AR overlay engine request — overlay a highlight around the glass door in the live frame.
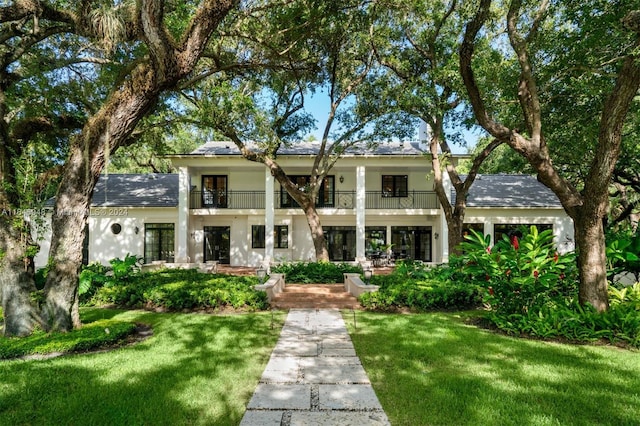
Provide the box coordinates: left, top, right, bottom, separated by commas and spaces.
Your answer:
391, 226, 432, 262
325, 226, 356, 261
203, 226, 231, 264
202, 175, 228, 208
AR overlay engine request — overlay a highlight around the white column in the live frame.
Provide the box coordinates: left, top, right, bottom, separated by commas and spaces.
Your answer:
439, 159, 453, 263
264, 168, 275, 267
176, 166, 190, 263
439, 213, 449, 263
356, 165, 366, 262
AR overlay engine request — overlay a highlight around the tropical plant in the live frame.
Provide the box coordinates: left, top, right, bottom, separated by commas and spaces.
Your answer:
606, 229, 640, 283
459, 226, 578, 316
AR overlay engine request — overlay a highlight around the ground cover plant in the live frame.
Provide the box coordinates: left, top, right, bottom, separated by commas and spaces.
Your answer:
0, 308, 285, 426
359, 260, 483, 311
0, 318, 137, 359
271, 261, 362, 283
459, 226, 640, 347
346, 311, 640, 426
82, 267, 268, 311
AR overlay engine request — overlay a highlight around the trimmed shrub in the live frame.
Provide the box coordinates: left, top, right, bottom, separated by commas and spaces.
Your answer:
271, 261, 362, 283
79, 254, 141, 303
90, 268, 268, 311
359, 261, 483, 311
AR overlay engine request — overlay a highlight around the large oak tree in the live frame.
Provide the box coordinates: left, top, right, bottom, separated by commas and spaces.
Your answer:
1, 1, 237, 334
460, 0, 640, 311
372, 0, 503, 256
190, 0, 411, 261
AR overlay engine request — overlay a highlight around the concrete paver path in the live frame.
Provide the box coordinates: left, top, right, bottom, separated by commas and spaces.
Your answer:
240, 309, 390, 426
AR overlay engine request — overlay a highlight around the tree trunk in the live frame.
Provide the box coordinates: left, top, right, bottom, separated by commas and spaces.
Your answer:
574, 213, 609, 311
40, 0, 236, 332
0, 222, 39, 336
41, 139, 96, 331
447, 216, 465, 256
303, 204, 329, 262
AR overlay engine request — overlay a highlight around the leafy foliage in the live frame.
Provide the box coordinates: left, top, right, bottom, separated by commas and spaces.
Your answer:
0, 319, 137, 360
606, 228, 640, 282
270, 261, 362, 283
89, 268, 268, 311
79, 254, 141, 303
359, 261, 483, 311
459, 226, 578, 316
459, 226, 640, 347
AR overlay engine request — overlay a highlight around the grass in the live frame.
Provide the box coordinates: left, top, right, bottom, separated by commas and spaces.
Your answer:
345, 311, 640, 426
0, 308, 285, 426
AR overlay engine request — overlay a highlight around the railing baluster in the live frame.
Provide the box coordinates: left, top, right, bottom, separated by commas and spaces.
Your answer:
189, 190, 439, 209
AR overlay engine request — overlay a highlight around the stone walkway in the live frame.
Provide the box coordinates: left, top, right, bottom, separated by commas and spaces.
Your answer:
240, 309, 390, 426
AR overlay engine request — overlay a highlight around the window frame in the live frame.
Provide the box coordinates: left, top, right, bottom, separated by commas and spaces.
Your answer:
382, 175, 408, 197
280, 175, 335, 208
144, 223, 175, 263
202, 175, 228, 208
252, 225, 289, 249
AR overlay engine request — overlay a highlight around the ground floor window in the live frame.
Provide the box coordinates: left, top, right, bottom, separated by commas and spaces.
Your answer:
252, 225, 289, 249
391, 226, 432, 262
275, 225, 288, 248
325, 226, 356, 261
144, 223, 175, 263
252, 225, 265, 248
493, 223, 553, 245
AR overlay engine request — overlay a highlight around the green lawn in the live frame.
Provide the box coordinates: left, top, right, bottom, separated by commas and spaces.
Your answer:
0, 308, 285, 426
346, 311, 640, 426
4, 308, 640, 425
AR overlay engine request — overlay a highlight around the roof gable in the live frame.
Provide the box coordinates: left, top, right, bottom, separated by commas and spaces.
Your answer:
189, 140, 428, 156
91, 174, 179, 207
461, 175, 562, 208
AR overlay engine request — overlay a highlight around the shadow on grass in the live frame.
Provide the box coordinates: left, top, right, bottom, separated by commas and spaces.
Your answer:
0, 309, 285, 426
348, 312, 640, 426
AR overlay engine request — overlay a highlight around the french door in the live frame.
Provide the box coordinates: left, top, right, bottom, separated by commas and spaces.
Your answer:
325, 226, 356, 261
204, 226, 231, 264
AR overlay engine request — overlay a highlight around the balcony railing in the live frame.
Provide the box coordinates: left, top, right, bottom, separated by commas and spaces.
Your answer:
365, 191, 439, 209
189, 190, 439, 210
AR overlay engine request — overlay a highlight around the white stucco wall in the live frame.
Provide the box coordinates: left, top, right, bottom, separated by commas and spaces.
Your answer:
88, 207, 178, 265
32, 211, 53, 269
464, 207, 575, 253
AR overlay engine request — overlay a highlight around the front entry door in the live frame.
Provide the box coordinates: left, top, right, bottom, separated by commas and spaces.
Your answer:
326, 227, 356, 261
204, 226, 230, 264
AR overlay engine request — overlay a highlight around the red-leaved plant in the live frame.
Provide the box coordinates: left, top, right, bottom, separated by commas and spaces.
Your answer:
457, 226, 577, 316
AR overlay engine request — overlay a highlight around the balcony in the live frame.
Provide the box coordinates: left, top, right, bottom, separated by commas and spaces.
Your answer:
189, 190, 439, 210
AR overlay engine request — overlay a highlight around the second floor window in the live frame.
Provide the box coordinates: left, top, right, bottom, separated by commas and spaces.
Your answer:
252, 225, 289, 249
382, 175, 408, 197
202, 175, 227, 208
281, 176, 335, 208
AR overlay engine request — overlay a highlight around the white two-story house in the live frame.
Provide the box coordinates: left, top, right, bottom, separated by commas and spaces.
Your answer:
34, 141, 575, 268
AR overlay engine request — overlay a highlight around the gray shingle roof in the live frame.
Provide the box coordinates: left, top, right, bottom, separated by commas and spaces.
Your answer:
91, 174, 178, 207
461, 174, 562, 208
189, 140, 427, 156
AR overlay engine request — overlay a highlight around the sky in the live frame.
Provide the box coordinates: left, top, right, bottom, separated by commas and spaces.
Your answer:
301, 90, 479, 155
